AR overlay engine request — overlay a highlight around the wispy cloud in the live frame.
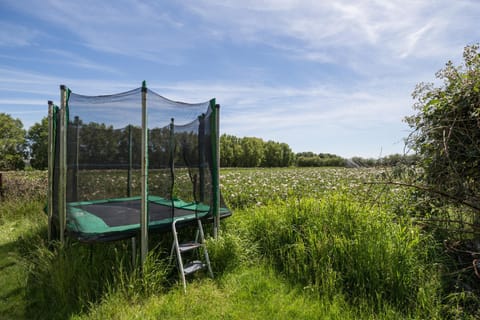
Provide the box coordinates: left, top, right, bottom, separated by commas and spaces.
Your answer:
0, 21, 41, 47
41, 49, 123, 74
4, 0, 478, 69
2, 0, 196, 64
185, 0, 479, 64
0, 98, 46, 105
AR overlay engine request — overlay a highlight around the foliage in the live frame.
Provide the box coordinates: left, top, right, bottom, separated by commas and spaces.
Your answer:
0, 113, 26, 170
220, 134, 243, 167
296, 152, 345, 167
379, 153, 419, 166
206, 232, 255, 276
27, 117, 49, 170
220, 134, 295, 167
405, 44, 480, 212
240, 137, 264, 167
262, 140, 294, 167
74, 120, 124, 168
348, 154, 418, 168
0, 170, 47, 201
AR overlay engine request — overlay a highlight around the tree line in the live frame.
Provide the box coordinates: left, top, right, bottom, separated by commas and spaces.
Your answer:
295, 152, 345, 167
0, 112, 417, 171
220, 135, 295, 167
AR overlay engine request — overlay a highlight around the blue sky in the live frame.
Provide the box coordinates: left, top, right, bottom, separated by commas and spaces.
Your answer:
1, 0, 479, 158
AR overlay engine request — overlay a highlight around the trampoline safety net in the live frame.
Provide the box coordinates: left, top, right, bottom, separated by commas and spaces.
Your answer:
49, 83, 230, 242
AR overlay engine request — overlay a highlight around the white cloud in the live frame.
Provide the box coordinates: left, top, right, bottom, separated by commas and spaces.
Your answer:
0, 98, 45, 105
41, 49, 123, 74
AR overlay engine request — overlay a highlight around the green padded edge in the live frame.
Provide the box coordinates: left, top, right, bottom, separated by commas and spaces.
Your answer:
65, 196, 225, 236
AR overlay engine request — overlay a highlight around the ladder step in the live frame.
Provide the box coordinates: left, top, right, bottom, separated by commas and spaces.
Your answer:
183, 260, 206, 275
179, 241, 203, 253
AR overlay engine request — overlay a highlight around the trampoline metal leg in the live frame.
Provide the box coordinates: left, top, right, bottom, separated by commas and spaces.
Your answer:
131, 237, 137, 267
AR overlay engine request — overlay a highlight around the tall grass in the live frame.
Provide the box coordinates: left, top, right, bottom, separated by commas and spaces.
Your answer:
24, 241, 118, 319
233, 195, 444, 317
21, 238, 174, 319
0, 196, 46, 319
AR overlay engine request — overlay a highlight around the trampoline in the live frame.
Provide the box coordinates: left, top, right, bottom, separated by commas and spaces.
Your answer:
66, 196, 231, 242
47, 81, 230, 262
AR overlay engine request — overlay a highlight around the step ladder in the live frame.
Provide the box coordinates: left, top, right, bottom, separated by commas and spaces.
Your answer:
171, 218, 213, 292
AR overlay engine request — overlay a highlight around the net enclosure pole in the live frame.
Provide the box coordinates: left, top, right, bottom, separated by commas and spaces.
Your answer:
211, 102, 221, 238
127, 125, 133, 197
140, 81, 149, 264
198, 114, 205, 203
47, 101, 54, 242
59, 85, 68, 243
169, 118, 175, 216
128, 125, 135, 266
73, 116, 80, 202
215, 104, 221, 237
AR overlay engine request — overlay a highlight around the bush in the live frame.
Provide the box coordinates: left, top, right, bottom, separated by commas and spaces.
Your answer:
405, 44, 480, 212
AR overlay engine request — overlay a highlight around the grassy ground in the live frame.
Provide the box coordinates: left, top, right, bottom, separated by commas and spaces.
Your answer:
0, 200, 46, 319
0, 230, 25, 319
0, 168, 477, 319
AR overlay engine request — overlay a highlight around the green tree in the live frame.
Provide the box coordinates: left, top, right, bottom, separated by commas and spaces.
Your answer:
75, 121, 119, 168
262, 140, 282, 167
0, 113, 26, 170
296, 152, 345, 167
280, 143, 295, 167
405, 44, 480, 210
222, 134, 294, 167
27, 116, 49, 169
240, 137, 264, 167
220, 134, 243, 167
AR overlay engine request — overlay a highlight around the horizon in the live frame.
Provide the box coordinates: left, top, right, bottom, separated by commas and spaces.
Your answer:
1, 1, 479, 158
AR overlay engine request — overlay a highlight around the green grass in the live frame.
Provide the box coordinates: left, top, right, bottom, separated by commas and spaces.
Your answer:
0, 238, 25, 319
232, 196, 443, 317
0, 168, 477, 319
0, 200, 46, 319
71, 265, 398, 320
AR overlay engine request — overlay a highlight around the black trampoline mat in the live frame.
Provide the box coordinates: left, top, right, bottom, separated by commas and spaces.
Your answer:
76, 200, 206, 227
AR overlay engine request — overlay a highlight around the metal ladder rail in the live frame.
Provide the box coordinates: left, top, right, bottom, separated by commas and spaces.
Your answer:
171, 217, 213, 292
